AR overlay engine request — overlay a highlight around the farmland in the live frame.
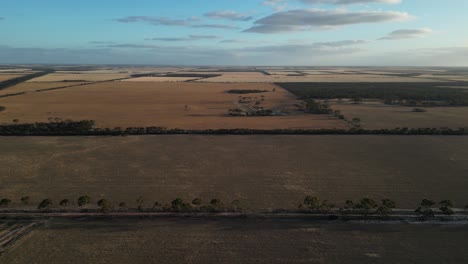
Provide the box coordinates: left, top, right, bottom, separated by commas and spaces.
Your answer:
331, 100, 468, 129
0, 135, 467, 210
2, 218, 468, 264
0, 82, 347, 129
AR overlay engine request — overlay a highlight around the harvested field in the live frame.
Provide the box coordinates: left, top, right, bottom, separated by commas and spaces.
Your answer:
121, 77, 200, 82
27, 73, 130, 82
332, 101, 468, 129
0, 82, 347, 129
0, 136, 467, 209
0, 82, 91, 96
2, 219, 468, 264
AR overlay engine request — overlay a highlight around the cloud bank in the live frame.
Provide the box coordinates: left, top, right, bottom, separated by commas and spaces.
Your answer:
204, 11, 253, 21
245, 9, 410, 33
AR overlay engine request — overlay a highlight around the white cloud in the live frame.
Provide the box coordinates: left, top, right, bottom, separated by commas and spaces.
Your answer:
379, 28, 432, 40
204, 11, 253, 21
245, 9, 410, 33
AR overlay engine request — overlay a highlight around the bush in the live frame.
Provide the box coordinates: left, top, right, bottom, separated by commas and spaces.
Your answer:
0, 198, 12, 207
38, 199, 52, 209
59, 199, 70, 207
20, 196, 30, 205
97, 199, 112, 213
192, 198, 202, 206
77, 196, 91, 207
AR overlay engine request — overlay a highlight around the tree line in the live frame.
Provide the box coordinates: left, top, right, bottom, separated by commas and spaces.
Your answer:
0, 120, 467, 136
0, 70, 55, 91
1, 195, 465, 220
278, 82, 468, 106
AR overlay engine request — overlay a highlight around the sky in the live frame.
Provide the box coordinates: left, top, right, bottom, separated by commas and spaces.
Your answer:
0, 0, 467, 66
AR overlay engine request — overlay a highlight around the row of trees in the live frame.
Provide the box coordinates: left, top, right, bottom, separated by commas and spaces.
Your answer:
0, 70, 54, 91
0, 196, 244, 213
1, 196, 465, 218
279, 82, 468, 106
299, 196, 463, 219
1, 120, 468, 136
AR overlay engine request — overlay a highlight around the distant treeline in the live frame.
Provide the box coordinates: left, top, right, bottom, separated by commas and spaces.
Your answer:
164, 73, 221, 78
278, 82, 468, 106
0, 70, 55, 90
0, 120, 468, 136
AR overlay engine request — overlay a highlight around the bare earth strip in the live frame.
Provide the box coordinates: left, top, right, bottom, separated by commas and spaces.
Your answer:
2, 219, 468, 264
0, 136, 467, 209
0, 82, 347, 129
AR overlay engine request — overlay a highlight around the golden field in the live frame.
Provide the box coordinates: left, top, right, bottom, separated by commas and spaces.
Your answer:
0, 81, 347, 129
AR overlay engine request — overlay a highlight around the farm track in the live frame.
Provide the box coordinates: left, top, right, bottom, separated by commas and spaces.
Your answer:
0, 222, 41, 255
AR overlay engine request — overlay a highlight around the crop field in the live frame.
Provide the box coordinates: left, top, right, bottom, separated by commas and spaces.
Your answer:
2, 219, 468, 264
0, 135, 467, 210
0, 82, 91, 96
121, 77, 201, 82
332, 101, 468, 129
0, 82, 347, 129
27, 73, 131, 82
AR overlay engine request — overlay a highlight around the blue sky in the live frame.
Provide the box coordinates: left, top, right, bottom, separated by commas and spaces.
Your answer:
0, 0, 467, 65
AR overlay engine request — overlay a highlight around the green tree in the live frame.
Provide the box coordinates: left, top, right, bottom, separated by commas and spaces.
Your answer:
119, 202, 127, 208
192, 198, 202, 206
376, 199, 396, 217
20, 196, 30, 205
355, 198, 378, 217
303, 196, 320, 210
439, 200, 455, 215
171, 198, 184, 210
59, 199, 70, 207
38, 199, 52, 209
210, 199, 223, 210
0, 198, 12, 207
77, 196, 91, 207
97, 199, 112, 213
415, 198, 436, 219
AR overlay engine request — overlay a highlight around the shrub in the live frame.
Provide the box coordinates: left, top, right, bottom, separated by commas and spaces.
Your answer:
192, 198, 202, 206
59, 199, 70, 207
77, 196, 91, 207
439, 200, 455, 215
97, 199, 112, 213
20, 196, 30, 205
0, 198, 12, 207
38, 199, 52, 209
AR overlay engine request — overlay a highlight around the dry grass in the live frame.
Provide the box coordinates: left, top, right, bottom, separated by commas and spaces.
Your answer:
121, 77, 200, 82
3, 219, 468, 264
0, 135, 467, 209
331, 100, 468, 129
27, 73, 130, 82
0, 82, 347, 129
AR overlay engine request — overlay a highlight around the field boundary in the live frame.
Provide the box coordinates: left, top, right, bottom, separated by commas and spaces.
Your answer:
1, 209, 468, 224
